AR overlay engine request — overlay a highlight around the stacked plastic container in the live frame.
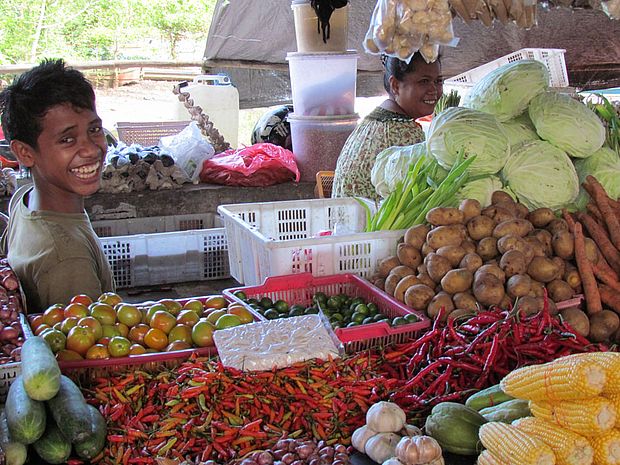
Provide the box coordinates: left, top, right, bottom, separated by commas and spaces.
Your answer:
287, 0, 359, 183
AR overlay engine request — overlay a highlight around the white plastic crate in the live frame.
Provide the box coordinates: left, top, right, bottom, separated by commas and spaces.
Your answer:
445, 48, 569, 96
92, 213, 221, 237
218, 198, 404, 286
99, 228, 229, 288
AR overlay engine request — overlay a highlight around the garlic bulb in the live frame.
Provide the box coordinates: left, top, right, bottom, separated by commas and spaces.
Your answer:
366, 401, 407, 433
395, 435, 443, 465
365, 433, 402, 464
352, 424, 378, 453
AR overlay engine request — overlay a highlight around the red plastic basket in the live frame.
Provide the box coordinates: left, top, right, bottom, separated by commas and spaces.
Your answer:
45, 295, 263, 383
224, 273, 430, 353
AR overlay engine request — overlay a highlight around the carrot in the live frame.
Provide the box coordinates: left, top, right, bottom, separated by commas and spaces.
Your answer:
592, 262, 620, 293
593, 245, 620, 282
574, 221, 603, 315
586, 175, 620, 250
587, 202, 603, 223
576, 212, 620, 273
599, 284, 620, 315
562, 209, 576, 233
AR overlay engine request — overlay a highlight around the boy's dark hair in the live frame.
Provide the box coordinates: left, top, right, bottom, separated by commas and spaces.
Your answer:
382, 52, 441, 95
0, 59, 96, 148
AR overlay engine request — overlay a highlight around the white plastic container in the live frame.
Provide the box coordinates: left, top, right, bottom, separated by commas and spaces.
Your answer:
218, 198, 404, 286
288, 113, 359, 182
291, 0, 349, 53
286, 51, 358, 116
173, 75, 239, 148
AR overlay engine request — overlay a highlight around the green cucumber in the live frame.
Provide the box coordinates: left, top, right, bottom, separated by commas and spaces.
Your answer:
465, 384, 514, 411
33, 421, 71, 464
46, 375, 91, 443
20, 336, 61, 401
479, 399, 531, 423
73, 404, 107, 460
0, 409, 27, 465
4, 376, 46, 444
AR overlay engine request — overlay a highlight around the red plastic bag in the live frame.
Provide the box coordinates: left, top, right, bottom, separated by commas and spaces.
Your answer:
200, 143, 300, 187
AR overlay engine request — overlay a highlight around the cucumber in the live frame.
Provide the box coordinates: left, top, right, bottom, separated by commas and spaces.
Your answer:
0, 409, 27, 465
479, 399, 531, 423
32, 421, 71, 465
5, 376, 46, 444
465, 383, 513, 411
20, 336, 61, 401
46, 375, 91, 443
73, 404, 107, 460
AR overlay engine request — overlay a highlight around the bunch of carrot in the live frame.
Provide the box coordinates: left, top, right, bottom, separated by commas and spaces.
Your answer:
563, 175, 620, 320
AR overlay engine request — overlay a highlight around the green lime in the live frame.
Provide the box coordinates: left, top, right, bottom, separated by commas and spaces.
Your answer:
351, 312, 366, 324
392, 317, 408, 326
347, 321, 360, 328
350, 297, 364, 307
367, 303, 379, 314
372, 313, 385, 322
362, 317, 375, 326
330, 313, 344, 322
304, 306, 319, 315
332, 323, 342, 330
260, 297, 274, 309
327, 297, 340, 310
274, 300, 289, 314
289, 306, 304, 317
313, 292, 328, 305
404, 313, 420, 323
234, 291, 247, 301
264, 309, 280, 320
248, 298, 260, 306
354, 304, 369, 316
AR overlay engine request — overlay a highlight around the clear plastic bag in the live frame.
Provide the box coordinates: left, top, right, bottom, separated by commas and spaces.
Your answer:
159, 121, 215, 183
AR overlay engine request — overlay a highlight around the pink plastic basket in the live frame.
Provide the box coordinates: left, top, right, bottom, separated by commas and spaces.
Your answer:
224, 273, 430, 353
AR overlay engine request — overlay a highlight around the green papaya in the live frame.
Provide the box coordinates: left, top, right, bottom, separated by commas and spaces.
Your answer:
479, 399, 531, 423
465, 384, 514, 411
424, 402, 487, 455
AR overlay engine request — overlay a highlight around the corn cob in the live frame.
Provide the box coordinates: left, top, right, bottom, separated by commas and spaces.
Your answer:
589, 428, 620, 465
479, 421, 556, 465
477, 450, 503, 465
529, 397, 616, 436
500, 358, 605, 402
606, 393, 620, 427
513, 416, 594, 465
563, 352, 620, 395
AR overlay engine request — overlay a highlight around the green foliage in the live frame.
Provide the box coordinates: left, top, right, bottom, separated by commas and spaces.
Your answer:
0, 0, 215, 63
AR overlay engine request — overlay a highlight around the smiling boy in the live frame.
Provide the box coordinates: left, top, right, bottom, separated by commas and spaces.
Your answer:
0, 59, 114, 312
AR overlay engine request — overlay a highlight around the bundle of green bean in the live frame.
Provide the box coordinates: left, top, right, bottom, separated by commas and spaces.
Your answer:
363, 152, 476, 232
434, 89, 461, 116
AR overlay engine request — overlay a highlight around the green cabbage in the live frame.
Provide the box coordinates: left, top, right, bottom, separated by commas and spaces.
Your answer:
426, 107, 511, 176
501, 140, 579, 210
456, 176, 506, 208
574, 146, 620, 209
501, 113, 540, 149
528, 91, 606, 158
464, 60, 549, 122
371, 144, 426, 198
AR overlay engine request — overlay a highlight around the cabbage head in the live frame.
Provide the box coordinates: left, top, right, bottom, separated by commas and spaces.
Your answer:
427, 107, 511, 176
501, 113, 540, 149
528, 91, 606, 158
574, 146, 620, 209
456, 176, 506, 208
464, 60, 549, 122
371, 143, 426, 198
501, 140, 579, 210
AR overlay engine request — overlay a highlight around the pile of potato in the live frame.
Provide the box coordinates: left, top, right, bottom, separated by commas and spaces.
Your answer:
371, 191, 600, 335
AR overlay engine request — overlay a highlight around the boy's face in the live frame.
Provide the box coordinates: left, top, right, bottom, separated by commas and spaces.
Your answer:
13, 103, 107, 207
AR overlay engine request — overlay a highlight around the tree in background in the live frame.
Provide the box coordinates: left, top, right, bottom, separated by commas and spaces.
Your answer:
0, 0, 215, 64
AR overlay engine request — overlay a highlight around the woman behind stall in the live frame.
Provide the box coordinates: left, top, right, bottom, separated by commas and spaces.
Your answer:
332, 52, 443, 201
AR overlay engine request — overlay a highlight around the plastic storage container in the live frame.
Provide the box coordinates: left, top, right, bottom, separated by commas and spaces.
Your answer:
224, 273, 430, 353
173, 75, 239, 148
291, 1, 349, 53
217, 197, 404, 286
288, 113, 358, 182
286, 51, 358, 116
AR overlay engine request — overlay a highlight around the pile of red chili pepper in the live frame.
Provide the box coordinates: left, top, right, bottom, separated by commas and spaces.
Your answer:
78, 353, 395, 465
380, 301, 609, 424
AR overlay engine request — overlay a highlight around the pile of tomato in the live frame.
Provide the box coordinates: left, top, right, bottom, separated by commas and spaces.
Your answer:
27, 293, 257, 360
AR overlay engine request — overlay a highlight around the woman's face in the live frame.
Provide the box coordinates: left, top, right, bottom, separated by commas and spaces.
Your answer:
391, 60, 443, 119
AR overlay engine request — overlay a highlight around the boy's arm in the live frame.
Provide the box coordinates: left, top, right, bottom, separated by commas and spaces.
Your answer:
37, 257, 105, 308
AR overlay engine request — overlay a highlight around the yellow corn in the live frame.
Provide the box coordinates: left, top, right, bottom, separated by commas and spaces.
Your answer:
564, 352, 620, 395
589, 428, 620, 465
513, 416, 594, 465
529, 397, 616, 436
479, 421, 556, 465
477, 450, 503, 465
606, 393, 620, 427
500, 357, 605, 402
